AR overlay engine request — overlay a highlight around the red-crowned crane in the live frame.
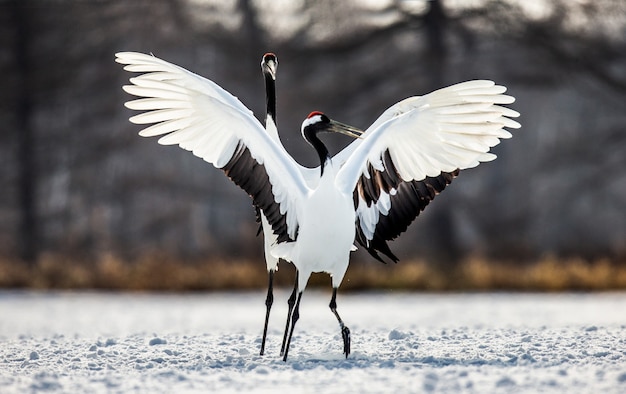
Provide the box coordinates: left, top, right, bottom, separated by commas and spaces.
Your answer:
259, 53, 363, 357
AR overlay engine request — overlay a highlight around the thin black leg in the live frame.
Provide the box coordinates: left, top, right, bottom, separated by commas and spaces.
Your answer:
259, 269, 274, 356
280, 270, 299, 357
282, 290, 303, 362
330, 287, 351, 358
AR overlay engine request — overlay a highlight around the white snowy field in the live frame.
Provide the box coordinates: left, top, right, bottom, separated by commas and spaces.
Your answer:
1, 291, 625, 393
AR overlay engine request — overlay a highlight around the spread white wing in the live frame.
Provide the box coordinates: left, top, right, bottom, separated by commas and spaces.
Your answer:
334, 80, 521, 261
116, 52, 309, 242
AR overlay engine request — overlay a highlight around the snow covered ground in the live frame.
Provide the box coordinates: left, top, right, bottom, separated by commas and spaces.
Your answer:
1, 290, 625, 393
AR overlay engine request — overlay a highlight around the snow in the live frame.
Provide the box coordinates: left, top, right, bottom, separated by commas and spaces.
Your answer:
1, 291, 625, 393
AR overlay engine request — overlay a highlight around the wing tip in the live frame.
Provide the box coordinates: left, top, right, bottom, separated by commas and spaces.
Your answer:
364, 241, 399, 265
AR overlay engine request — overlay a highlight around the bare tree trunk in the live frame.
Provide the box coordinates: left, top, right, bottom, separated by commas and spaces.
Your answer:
12, 0, 38, 264
422, 0, 460, 265
238, 0, 264, 53
423, 0, 447, 89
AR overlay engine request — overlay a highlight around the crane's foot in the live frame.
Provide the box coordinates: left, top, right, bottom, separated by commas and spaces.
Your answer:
341, 325, 351, 358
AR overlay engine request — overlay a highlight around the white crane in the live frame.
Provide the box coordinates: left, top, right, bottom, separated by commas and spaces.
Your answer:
257, 53, 365, 358
116, 52, 520, 361
257, 52, 281, 357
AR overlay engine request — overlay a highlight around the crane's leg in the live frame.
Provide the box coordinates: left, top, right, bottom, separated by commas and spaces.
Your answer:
280, 270, 299, 357
330, 287, 351, 358
282, 290, 303, 362
259, 269, 274, 356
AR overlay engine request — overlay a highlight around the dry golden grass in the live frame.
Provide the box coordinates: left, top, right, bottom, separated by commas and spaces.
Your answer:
1, 253, 625, 291
341, 255, 626, 291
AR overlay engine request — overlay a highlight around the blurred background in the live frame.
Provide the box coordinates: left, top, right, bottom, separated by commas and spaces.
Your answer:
1, 0, 625, 291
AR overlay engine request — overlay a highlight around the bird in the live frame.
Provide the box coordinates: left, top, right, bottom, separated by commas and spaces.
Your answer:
116, 51, 521, 361
259, 53, 365, 358
257, 52, 281, 356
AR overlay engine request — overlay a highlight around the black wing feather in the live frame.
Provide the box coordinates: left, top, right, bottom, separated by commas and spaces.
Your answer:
222, 142, 293, 243
354, 149, 459, 264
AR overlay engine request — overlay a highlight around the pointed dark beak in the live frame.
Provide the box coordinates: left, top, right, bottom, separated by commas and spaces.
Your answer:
262, 55, 277, 81
328, 119, 363, 139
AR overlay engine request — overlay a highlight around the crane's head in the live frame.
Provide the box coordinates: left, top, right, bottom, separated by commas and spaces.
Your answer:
301, 111, 363, 142
261, 53, 278, 80
301, 111, 363, 175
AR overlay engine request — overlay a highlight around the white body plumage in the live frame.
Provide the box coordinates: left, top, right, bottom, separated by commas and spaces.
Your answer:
271, 160, 355, 290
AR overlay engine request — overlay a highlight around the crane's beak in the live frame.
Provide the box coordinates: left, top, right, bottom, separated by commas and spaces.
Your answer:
328, 119, 364, 139
262, 54, 277, 80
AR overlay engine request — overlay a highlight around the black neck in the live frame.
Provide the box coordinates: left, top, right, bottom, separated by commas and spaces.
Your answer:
304, 129, 329, 177
263, 72, 276, 125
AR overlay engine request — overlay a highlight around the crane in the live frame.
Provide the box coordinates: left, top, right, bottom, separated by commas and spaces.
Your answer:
116, 52, 520, 361
257, 52, 281, 357
258, 53, 363, 357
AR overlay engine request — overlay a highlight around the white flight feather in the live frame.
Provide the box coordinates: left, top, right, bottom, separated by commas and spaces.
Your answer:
334, 80, 520, 245
116, 52, 309, 241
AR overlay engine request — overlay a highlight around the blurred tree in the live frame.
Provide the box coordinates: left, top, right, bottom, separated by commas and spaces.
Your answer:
9, 0, 38, 264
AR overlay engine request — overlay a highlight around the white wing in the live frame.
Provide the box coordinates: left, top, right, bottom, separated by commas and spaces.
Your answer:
116, 52, 308, 241
330, 87, 449, 169
334, 80, 521, 261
